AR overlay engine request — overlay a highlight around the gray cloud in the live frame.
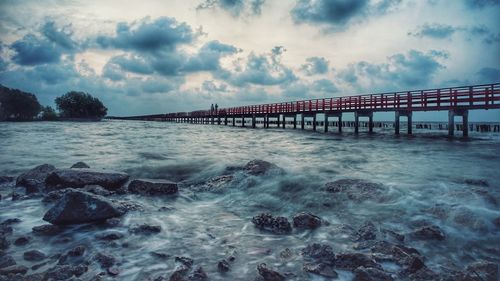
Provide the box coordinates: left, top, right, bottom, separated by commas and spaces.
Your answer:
197, 0, 266, 16
183, 40, 240, 72
476, 67, 500, 83
301, 57, 329, 76
10, 34, 63, 65
408, 23, 457, 39
464, 0, 500, 9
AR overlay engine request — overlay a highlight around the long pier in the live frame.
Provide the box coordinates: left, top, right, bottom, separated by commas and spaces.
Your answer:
112, 83, 500, 137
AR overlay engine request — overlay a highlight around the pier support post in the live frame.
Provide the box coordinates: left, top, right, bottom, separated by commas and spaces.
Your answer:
252, 115, 256, 128
338, 114, 342, 132
224, 117, 228, 125
264, 115, 268, 128
276, 115, 280, 128
324, 114, 329, 132
448, 110, 455, 136
232, 117, 235, 126
301, 114, 305, 130
463, 110, 469, 137
407, 112, 412, 135
354, 112, 359, 134
368, 112, 374, 133
217, 117, 221, 125
242, 116, 245, 127
282, 115, 286, 129
293, 115, 297, 129
395, 111, 400, 135
313, 114, 317, 131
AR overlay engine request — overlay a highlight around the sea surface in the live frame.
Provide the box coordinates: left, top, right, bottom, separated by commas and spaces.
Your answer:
0, 120, 499, 280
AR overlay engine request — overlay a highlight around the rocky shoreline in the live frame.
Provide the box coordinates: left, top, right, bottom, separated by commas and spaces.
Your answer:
0, 160, 498, 281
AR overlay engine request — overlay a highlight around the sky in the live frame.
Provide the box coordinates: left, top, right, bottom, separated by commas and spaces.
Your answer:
0, 0, 499, 120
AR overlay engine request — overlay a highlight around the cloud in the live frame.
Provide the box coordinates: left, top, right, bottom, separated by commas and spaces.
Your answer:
291, 0, 401, 31
464, 0, 500, 9
41, 21, 78, 50
196, 0, 266, 16
337, 49, 446, 91
408, 23, 457, 39
182, 40, 240, 72
10, 34, 63, 65
282, 79, 338, 98
96, 17, 194, 53
476, 67, 500, 83
301, 57, 329, 75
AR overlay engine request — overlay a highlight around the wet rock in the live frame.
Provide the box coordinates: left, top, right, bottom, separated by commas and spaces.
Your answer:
158, 206, 175, 212
464, 179, 489, 187
129, 224, 161, 235
32, 224, 62, 236
95, 252, 115, 269
175, 257, 194, 269
0, 176, 14, 185
303, 262, 338, 278
105, 218, 122, 227
31, 261, 50, 271
67, 245, 86, 257
257, 263, 285, 281
218, 260, 230, 272
335, 253, 381, 271
71, 162, 90, 169
279, 248, 294, 261
407, 267, 440, 280
371, 242, 423, 267
324, 179, 385, 202
83, 185, 113, 197
43, 189, 125, 225
381, 228, 405, 242
451, 207, 488, 232
96, 231, 124, 241
16, 164, 56, 193
0, 237, 9, 251
0, 218, 20, 226
426, 204, 449, 219
0, 255, 15, 269
353, 267, 394, 281
411, 225, 445, 241
114, 200, 145, 213
244, 160, 284, 176
128, 179, 178, 196
189, 266, 208, 281
45, 168, 129, 190
355, 222, 377, 241
191, 175, 234, 193
466, 260, 498, 281
23, 250, 46, 262
0, 265, 28, 276
42, 189, 72, 203
0, 224, 12, 236
292, 212, 322, 229
169, 271, 187, 281
151, 251, 170, 259
251, 213, 292, 234
301, 243, 335, 265
43, 264, 88, 279
107, 266, 120, 276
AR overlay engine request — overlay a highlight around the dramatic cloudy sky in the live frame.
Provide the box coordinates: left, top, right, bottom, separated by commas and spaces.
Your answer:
0, 0, 499, 119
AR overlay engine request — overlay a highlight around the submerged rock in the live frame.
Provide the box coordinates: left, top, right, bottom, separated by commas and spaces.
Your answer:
32, 224, 62, 236
354, 222, 377, 241
353, 267, 394, 281
335, 252, 381, 271
301, 243, 336, 265
0, 176, 14, 185
71, 162, 90, 169
466, 260, 498, 281
16, 164, 56, 193
218, 260, 230, 272
43, 264, 87, 279
324, 179, 385, 202
45, 168, 129, 190
0, 265, 28, 276
128, 179, 178, 196
411, 225, 445, 241
23, 250, 46, 262
67, 245, 86, 257
129, 224, 161, 235
189, 266, 208, 281
303, 262, 338, 278
257, 263, 285, 281
292, 212, 322, 229
251, 213, 292, 234
464, 179, 489, 187
96, 231, 124, 241
244, 160, 284, 176
190, 175, 234, 193
95, 252, 116, 269
43, 189, 125, 225
0, 255, 16, 269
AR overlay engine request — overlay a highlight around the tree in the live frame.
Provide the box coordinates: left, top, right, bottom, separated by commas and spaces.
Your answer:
41, 106, 58, 120
0, 84, 41, 121
55, 91, 107, 118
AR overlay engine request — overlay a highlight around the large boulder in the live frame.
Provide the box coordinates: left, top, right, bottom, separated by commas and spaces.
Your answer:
410, 225, 445, 241
293, 212, 322, 229
257, 263, 285, 281
251, 213, 292, 234
16, 164, 56, 193
324, 179, 385, 202
70, 162, 90, 169
45, 168, 129, 190
128, 179, 178, 196
244, 160, 284, 176
43, 189, 125, 225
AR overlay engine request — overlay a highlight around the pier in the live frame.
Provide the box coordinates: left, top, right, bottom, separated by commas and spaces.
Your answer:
113, 83, 500, 137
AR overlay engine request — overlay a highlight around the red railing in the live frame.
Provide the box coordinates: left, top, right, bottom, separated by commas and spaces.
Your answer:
165, 83, 500, 118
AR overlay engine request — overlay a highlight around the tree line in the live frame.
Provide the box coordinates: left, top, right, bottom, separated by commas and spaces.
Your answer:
0, 84, 107, 121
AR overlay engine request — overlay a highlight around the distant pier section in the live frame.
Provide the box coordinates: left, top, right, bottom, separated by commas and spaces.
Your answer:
110, 83, 500, 137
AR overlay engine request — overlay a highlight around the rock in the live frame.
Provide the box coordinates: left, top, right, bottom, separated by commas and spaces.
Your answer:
23, 250, 46, 262
175, 256, 194, 269
32, 224, 62, 236
128, 179, 178, 196
354, 267, 394, 281
335, 253, 381, 271
190, 175, 234, 193
169, 271, 187, 281
189, 267, 208, 281
45, 168, 129, 190
325, 179, 385, 202
303, 262, 338, 278
129, 224, 161, 234
71, 162, 90, 169
0, 255, 15, 269
0, 176, 14, 185
381, 228, 405, 242
42, 189, 72, 203
82, 185, 113, 196
96, 231, 124, 241
0, 225, 12, 236
411, 225, 445, 241
355, 222, 377, 241
95, 252, 115, 269
0, 237, 9, 251
244, 160, 284, 176
257, 263, 285, 281
107, 266, 120, 276
370, 242, 423, 267
67, 245, 85, 257
251, 213, 292, 234
466, 261, 498, 281
43, 189, 125, 225
151, 251, 170, 259
218, 260, 230, 272
464, 179, 489, 187
16, 164, 56, 193
301, 243, 335, 265
292, 212, 322, 229
407, 267, 440, 280
279, 248, 294, 261
43, 264, 87, 279
0, 265, 28, 276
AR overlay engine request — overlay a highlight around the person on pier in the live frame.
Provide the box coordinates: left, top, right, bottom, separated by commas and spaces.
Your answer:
215, 104, 219, 115
210, 104, 214, 115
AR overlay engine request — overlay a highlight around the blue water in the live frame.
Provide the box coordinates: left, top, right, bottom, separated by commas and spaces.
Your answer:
0, 120, 499, 280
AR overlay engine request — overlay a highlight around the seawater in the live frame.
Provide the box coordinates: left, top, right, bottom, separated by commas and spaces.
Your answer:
0, 120, 499, 280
